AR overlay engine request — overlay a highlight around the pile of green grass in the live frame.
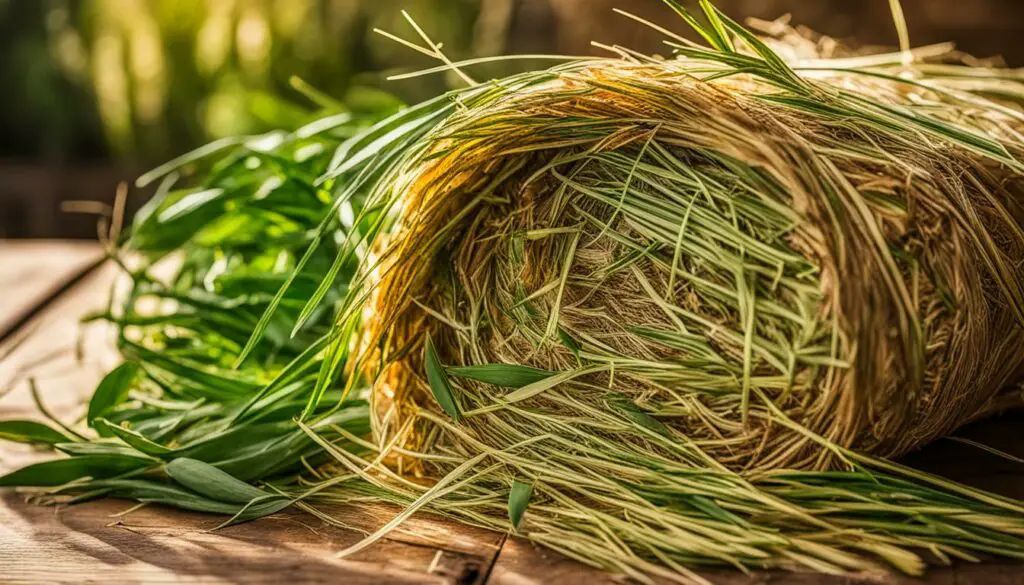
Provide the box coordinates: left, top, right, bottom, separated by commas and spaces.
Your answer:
0, 84, 396, 520
3, 2, 1024, 583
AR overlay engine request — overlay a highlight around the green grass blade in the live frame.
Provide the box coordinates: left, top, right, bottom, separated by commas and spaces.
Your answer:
508, 479, 534, 532
94, 418, 173, 457
0, 420, 75, 446
446, 364, 557, 388
0, 455, 152, 487
87, 362, 141, 432
165, 458, 267, 504
425, 334, 461, 421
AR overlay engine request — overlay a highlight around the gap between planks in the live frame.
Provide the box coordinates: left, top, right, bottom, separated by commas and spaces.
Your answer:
0, 240, 106, 344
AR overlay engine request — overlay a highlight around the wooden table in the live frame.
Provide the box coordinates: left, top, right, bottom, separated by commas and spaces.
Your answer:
1, 241, 1022, 585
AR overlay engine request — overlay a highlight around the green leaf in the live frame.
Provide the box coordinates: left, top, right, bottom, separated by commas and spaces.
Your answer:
686, 494, 746, 527
87, 362, 141, 432
698, 0, 736, 52
292, 238, 352, 337
503, 365, 606, 404
711, 6, 808, 92
508, 480, 534, 532
424, 334, 460, 421
131, 186, 245, 252
0, 455, 152, 487
94, 419, 173, 457
214, 407, 371, 481
232, 334, 331, 424
234, 232, 324, 368
628, 326, 718, 357
664, 0, 727, 51
157, 188, 227, 223
124, 341, 259, 397
136, 136, 246, 188
324, 93, 453, 180
556, 327, 582, 364
0, 420, 73, 445
215, 494, 295, 528
89, 479, 244, 514
165, 458, 267, 504
83, 479, 292, 524
56, 441, 146, 459
608, 399, 672, 437
290, 77, 349, 113
302, 313, 358, 421
446, 364, 556, 389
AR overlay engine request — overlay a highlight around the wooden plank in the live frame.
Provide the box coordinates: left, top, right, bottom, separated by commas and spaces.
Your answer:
0, 493, 500, 585
3, 242, 1021, 584
0, 495, 447, 585
0, 245, 502, 585
0, 240, 103, 341
0, 262, 121, 475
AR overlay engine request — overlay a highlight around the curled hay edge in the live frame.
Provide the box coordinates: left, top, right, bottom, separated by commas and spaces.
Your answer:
370, 63, 1024, 469
348, 18, 1024, 579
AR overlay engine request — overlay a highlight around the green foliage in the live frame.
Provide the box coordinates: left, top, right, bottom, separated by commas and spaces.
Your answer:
0, 87, 392, 521
166, 458, 271, 504
7, 0, 483, 162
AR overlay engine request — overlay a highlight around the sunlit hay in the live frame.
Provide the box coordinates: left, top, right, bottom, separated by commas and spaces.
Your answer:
347, 13, 1024, 578
370, 59, 1024, 474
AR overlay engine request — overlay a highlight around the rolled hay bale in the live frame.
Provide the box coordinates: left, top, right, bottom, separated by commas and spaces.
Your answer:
350, 9, 1024, 579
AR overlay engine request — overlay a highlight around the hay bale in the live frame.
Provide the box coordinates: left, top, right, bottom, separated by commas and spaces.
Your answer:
371, 58, 1024, 468
351, 10, 1024, 578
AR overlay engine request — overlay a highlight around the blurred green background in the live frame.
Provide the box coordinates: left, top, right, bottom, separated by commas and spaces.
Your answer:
0, 0, 484, 163
2, 0, 1022, 238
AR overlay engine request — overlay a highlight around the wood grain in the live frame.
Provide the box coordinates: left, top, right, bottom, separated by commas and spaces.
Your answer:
0, 240, 103, 341
0, 261, 121, 474
2, 242, 1023, 585
0, 248, 501, 585
0, 491, 507, 585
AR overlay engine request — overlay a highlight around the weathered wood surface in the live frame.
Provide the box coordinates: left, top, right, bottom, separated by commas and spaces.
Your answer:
0, 242, 500, 584
0, 240, 103, 340
0, 495, 501, 585
1, 241, 1022, 585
